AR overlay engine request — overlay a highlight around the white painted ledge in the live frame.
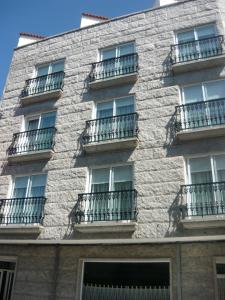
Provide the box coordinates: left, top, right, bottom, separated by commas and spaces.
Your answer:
0, 224, 43, 234
181, 215, 225, 229
74, 221, 136, 233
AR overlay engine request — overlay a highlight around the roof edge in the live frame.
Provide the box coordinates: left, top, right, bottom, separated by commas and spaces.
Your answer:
20, 32, 47, 40
14, 0, 195, 51
81, 12, 109, 20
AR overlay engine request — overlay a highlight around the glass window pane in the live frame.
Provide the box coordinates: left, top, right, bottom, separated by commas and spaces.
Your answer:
115, 96, 135, 115
204, 80, 225, 101
101, 48, 116, 60
183, 85, 203, 104
29, 174, 47, 197
40, 112, 56, 128
196, 25, 215, 39
27, 119, 39, 130
189, 157, 212, 184
177, 30, 195, 43
113, 165, 133, 182
91, 168, 110, 193
215, 155, 225, 182
119, 43, 135, 56
97, 101, 113, 118
217, 263, 225, 275
51, 61, 64, 73
36, 65, 49, 76
13, 176, 29, 198
92, 169, 109, 184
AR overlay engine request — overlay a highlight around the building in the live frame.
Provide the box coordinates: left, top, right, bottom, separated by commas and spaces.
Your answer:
0, 0, 225, 299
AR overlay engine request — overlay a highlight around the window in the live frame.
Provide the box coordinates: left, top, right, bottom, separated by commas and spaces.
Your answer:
90, 165, 133, 193
0, 259, 16, 300
185, 155, 225, 216
35, 60, 64, 77
100, 42, 135, 61
92, 42, 137, 81
32, 60, 64, 93
180, 79, 225, 129
175, 24, 221, 62
25, 111, 56, 131
89, 96, 136, 142
82, 165, 135, 222
81, 261, 170, 300
216, 259, 225, 300
14, 112, 57, 154
96, 96, 135, 118
4, 174, 47, 224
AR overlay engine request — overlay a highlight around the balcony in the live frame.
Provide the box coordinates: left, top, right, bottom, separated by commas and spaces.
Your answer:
20, 71, 64, 105
175, 98, 225, 141
0, 197, 45, 234
8, 127, 56, 162
83, 113, 138, 153
89, 53, 138, 89
74, 189, 138, 233
171, 35, 225, 74
180, 182, 225, 229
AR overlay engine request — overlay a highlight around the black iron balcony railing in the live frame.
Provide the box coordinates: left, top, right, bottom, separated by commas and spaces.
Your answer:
21, 71, 65, 97
75, 189, 138, 223
180, 182, 225, 217
0, 197, 46, 224
89, 53, 138, 82
83, 113, 138, 144
175, 98, 225, 132
8, 127, 56, 155
171, 35, 224, 64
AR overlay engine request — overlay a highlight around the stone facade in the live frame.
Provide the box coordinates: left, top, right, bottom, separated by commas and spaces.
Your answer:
1, 0, 225, 299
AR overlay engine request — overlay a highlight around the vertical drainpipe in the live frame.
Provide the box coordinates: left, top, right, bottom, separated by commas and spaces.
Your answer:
176, 243, 182, 300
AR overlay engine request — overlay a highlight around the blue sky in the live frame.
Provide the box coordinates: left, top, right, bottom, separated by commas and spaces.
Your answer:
0, 0, 155, 96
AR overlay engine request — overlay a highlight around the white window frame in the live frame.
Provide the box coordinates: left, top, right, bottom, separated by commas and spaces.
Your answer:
33, 59, 65, 78
76, 258, 172, 300
93, 95, 136, 119
180, 78, 225, 106
99, 41, 136, 61
185, 153, 225, 184
0, 256, 17, 300
22, 110, 57, 132
87, 164, 134, 193
10, 173, 47, 199
175, 23, 217, 44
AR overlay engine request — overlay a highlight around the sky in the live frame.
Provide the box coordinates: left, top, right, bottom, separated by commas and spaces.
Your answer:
0, 0, 155, 96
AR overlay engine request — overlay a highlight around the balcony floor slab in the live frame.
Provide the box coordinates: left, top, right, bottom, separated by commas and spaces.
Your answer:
176, 124, 225, 142
8, 149, 54, 163
172, 54, 225, 74
83, 137, 138, 153
89, 73, 138, 89
74, 221, 136, 233
0, 224, 43, 234
181, 215, 225, 229
20, 89, 62, 106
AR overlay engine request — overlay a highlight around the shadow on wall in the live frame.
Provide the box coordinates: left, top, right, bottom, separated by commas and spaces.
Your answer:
165, 190, 183, 237
1, 160, 48, 177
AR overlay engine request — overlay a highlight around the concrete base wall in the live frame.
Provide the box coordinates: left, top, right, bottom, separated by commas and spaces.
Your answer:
0, 241, 224, 300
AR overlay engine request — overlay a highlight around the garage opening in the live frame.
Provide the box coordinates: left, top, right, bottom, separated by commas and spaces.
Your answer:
82, 261, 170, 300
